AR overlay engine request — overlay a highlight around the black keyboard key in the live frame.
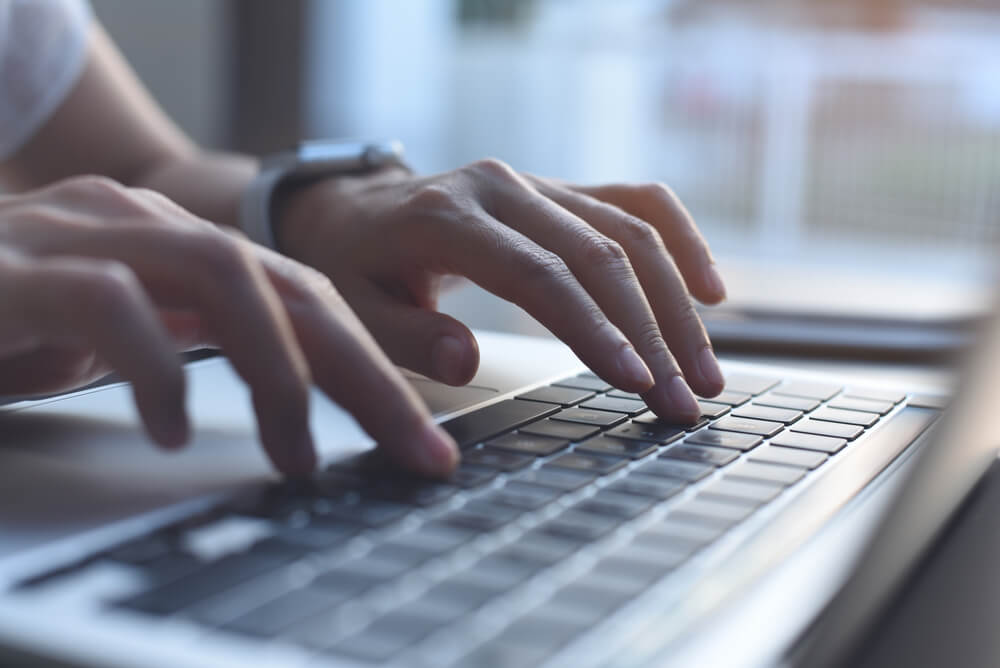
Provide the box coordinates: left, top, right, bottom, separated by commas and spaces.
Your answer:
631, 521, 722, 555
384, 522, 475, 555
711, 416, 783, 437
770, 432, 847, 454
497, 532, 580, 566
697, 400, 730, 419
519, 419, 600, 442
461, 554, 542, 589
311, 568, 394, 598
118, 552, 287, 615
790, 418, 864, 440
827, 397, 894, 415
727, 460, 807, 486
670, 498, 754, 528
442, 400, 558, 449
517, 467, 596, 491
322, 497, 411, 528
773, 381, 842, 401
589, 552, 680, 590
709, 390, 752, 406
443, 501, 522, 532
261, 523, 357, 552
575, 436, 658, 459
448, 464, 498, 488
459, 643, 553, 668
332, 611, 443, 663
607, 421, 685, 444
607, 390, 643, 401
575, 490, 654, 520
224, 588, 337, 638
486, 481, 562, 510
106, 535, 173, 566
553, 407, 628, 427
723, 373, 781, 395
553, 375, 612, 392
609, 474, 687, 500
463, 447, 535, 472
686, 430, 762, 451
546, 581, 633, 620
517, 386, 595, 406
546, 452, 627, 475
485, 432, 569, 457
754, 394, 820, 412
486, 613, 587, 656
541, 510, 620, 542
661, 444, 739, 467
580, 396, 647, 416
420, 579, 499, 615
749, 445, 828, 469
367, 478, 458, 507
637, 458, 714, 482
845, 387, 905, 404
731, 404, 802, 424
700, 478, 783, 505
810, 407, 879, 427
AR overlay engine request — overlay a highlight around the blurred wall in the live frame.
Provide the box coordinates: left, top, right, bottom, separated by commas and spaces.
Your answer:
88, 0, 234, 149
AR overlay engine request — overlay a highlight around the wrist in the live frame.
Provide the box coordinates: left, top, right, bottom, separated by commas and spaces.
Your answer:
238, 140, 408, 252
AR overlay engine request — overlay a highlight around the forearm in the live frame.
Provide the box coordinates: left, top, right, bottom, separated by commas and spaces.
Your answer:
0, 22, 258, 230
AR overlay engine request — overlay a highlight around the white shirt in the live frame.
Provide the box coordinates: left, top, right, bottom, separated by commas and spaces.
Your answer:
0, 0, 90, 160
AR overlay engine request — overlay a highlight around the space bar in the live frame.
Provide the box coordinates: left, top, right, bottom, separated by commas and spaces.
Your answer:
441, 400, 559, 449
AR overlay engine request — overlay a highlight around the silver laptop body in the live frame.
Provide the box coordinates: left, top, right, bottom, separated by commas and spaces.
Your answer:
0, 319, 985, 668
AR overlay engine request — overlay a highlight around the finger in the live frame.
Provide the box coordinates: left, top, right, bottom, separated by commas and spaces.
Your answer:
569, 181, 726, 305
485, 178, 700, 420
529, 178, 724, 400
0, 253, 188, 446
400, 199, 655, 395
37, 225, 315, 474
342, 278, 480, 386
252, 248, 459, 476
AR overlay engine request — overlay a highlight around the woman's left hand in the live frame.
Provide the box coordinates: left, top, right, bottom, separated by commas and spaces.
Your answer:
276, 159, 727, 424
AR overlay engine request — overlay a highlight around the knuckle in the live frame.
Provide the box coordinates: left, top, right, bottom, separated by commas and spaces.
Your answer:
186, 229, 251, 278
407, 183, 462, 212
468, 157, 518, 183
578, 234, 628, 268
61, 174, 126, 198
78, 260, 140, 309
517, 245, 571, 283
617, 215, 660, 247
635, 320, 669, 355
639, 181, 674, 204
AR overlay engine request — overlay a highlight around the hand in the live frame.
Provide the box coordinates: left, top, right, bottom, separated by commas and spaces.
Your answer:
0, 176, 458, 476
278, 160, 727, 423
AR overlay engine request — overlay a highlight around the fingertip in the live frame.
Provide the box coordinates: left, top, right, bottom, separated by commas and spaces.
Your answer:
701, 264, 727, 304
431, 332, 480, 386
616, 344, 655, 393
418, 422, 460, 477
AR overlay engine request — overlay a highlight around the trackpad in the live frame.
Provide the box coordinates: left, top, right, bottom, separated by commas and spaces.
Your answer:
406, 377, 499, 416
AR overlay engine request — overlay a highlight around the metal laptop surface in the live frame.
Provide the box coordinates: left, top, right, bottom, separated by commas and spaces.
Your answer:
0, 328, 965, 668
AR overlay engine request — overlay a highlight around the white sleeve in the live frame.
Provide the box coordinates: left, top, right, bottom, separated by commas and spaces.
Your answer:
0, 0, 91, 161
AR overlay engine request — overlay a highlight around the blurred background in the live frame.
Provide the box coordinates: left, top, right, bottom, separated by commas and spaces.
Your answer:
92, 0, 1000, 337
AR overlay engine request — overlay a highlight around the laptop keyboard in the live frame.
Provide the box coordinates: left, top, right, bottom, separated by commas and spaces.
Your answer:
20, 371, 932, 666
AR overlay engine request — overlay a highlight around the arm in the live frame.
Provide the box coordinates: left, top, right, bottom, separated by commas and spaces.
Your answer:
0, 23, 254, 228
2, 17, 728, 426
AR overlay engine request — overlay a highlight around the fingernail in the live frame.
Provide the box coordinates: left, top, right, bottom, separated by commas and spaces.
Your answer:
705, 264, 727, 301
617, 345, 654, 392
697, 346, 725, 392
418, 423, 459, 476
432, 336, 466, 385
667, 375, 700, 421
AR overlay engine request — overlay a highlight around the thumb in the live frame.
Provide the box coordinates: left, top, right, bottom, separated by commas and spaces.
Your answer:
348, 283, 480, 386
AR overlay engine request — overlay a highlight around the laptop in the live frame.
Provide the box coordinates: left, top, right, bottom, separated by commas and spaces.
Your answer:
0, 308, 990, 667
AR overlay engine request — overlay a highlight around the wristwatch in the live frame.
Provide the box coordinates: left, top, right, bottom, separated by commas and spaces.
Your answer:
239, 139, 407, 250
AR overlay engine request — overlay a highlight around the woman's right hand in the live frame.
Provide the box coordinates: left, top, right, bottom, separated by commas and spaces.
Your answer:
0, 176, 459, 476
